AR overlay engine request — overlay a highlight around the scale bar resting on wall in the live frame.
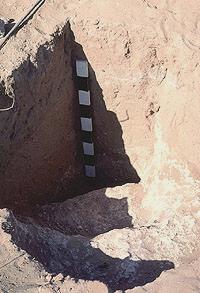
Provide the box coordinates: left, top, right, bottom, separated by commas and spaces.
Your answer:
75, 60, 96, 178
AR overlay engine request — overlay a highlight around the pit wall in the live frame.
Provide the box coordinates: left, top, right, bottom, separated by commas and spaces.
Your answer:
0, 22, 140, 210
0, 23, 83, 209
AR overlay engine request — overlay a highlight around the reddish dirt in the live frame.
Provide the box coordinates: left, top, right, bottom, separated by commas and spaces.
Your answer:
0, 1, 199, 292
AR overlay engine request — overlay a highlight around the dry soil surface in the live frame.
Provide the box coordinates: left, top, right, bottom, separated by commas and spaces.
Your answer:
0, 0, 200, 292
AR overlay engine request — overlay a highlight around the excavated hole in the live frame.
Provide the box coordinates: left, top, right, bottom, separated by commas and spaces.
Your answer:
1, 210, 174, 292
0, 23, 140, 215
0, 23, 175, 292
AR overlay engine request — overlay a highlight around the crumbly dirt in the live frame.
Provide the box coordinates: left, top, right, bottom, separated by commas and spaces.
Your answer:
0, 0, 200, 292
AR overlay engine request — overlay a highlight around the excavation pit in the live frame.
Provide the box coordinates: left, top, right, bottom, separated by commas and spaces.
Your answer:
0, 22, 140, 214
0, 2, 200, 292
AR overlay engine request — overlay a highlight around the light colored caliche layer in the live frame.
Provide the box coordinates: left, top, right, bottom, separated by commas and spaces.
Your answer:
36, 181, 199, 264
141, 114, 200, 224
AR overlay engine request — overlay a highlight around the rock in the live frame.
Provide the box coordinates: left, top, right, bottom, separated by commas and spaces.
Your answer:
45, 273, 53, 283
93, 19, 100, 25
0, 18, 6, 38
52, 273, 64, 283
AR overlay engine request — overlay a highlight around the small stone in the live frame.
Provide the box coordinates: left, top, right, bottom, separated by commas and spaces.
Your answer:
94, 19, 100, 25
53, 273, 64, 283
45, 273, 53, 283
0, 18, 6, 38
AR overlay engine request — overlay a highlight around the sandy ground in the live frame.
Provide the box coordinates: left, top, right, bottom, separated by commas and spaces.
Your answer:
0, 0, 200, 292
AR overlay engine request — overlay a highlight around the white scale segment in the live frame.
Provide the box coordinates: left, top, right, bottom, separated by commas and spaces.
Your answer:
80, 117, 93, 132
83, 142, 94, 155
85, 165, 96, 178
78, 90, 91, 106
76, 60, 89, 77
76, 59, 96, 178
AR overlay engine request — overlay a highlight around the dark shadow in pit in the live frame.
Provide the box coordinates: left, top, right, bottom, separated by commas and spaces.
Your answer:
3, 213, 175, 292
0, 83, 14, 111
0, 24, 140, 213
32, 188, 134, 238
26, 33, 142, 237
54, 33, 141, 202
